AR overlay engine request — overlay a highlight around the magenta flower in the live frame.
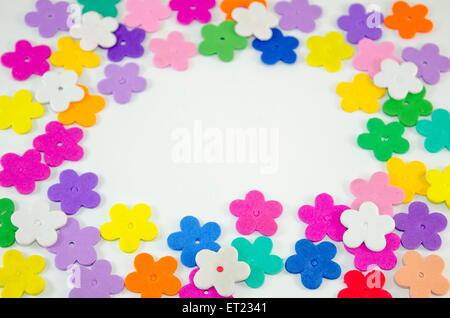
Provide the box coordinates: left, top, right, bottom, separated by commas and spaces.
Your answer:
169, 0, 216, 25
179, 268, 232, 298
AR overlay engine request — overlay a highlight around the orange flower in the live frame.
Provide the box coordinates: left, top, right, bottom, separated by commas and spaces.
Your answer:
395, 251, 449, 298
384, 1, 433, 39
125, 253, 181, 298
220, 0, 267, 20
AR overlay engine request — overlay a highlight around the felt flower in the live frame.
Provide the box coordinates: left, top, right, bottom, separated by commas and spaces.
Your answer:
352, 39, 401, 77
338, 270, 392, 298
0, 198, 18, 248
285, 239, 341, 290
384, 1, 433, 39
125, 253, 181, 298
179, 268, 231, 298
0, 90, 44, 135
77, 0, 121, 17
199, 20, 248, 62
231, 236, 283, 288
50, 37, 101, 75
100, 203, 158, 253
167, 216, 221, 267
416, 109, 450, 153
124, 0, 171, 33
1, 40, 51, 81
306, 32, 354, 72
395, 251, 449, 298
25, 0, 69, 38
232, 2, 279, 40
149, 31, 197, 71
0, 250, 45, 298
275, 0, 322, 33
0, 149, 50, 195
252, 28, 299, 65
336, 73, 386, 113
350, 171, 405, 215
106, 24, 146, 62
48, 218, 100, 270
220, 0, 266, 20
169, 0, 215, 25
48, 169, 101, 215
425, 166, 450, 208
386, 157, 429, 203
194, 246, 250, 297
229, 190, 283, 236
357, 118, 410, 162
383, 88, 433, 127
298, 193, 349, 242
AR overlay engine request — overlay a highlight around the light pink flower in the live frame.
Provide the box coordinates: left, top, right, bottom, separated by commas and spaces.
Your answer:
124, 0, 171, 33
352, 39, 401, 77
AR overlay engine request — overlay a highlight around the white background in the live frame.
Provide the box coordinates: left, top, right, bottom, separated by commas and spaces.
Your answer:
0, 0, 449, 298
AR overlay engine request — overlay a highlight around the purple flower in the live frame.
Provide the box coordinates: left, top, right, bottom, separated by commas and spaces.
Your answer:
402, 43, 450, 85
337, 3, 383, 44
48, 218, 100, 270
170, 0, 216, 25
25, 0, 70, 38
275, 0, 322, 33
394, 201, 447, 251
106, 24, 146, 62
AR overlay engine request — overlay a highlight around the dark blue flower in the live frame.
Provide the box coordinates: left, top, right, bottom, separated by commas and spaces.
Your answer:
252, 28, 299, 65
167, 216, 221, 267
285, 239, 341, 289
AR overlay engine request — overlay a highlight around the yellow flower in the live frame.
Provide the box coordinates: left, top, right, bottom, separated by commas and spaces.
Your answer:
50, 37, 101, 75
336, 73, 386, 113
0, 90, 44, 134
306, 32, 354, 72
100, 203, 158, 253
0, 250, 46, 298
426, 166, 450, 208
387, 157, 429, 203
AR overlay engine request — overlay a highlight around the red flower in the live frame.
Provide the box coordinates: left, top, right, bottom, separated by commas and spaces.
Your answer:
338, 270, 392, 298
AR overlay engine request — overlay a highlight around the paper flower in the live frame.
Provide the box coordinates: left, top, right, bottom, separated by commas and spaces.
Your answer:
0, 149, 50, 195
48, 218, 100, 270
252, 28, 299, 65
374, 59, 423, 100
336, 73, 386, 113
125, 253, 181, 298
357, 118, 410, 162
338, 270, 392, 298
70, 12, 119, 51
306, 32, 354, 72
169, 0, 215, 25
106, 24, 145, 62
77, 0, 121, 17
386, 157, 429, 203
149, 31, 197, 71
232, 2, 279, 40
167, 216, 221, 267
0, 198, 17, 248
285, 239, 341, 290
0, 250, 45, 298
1, 40, 51, 81
194, 246, 250, 297
100, 203, 158, 253
416, 109, 450, 153
353, 39, 401, 77
298, 193, 349, 242
350, 171, 405, 215
25, 0, 69, 38
229, 190, 283, 236
220, 0, 266, 20
425, 166, 450, 208
231, 236, 283, 288
179, 268, 231, 298
11, 200, 67, 247
384, 1, 433, 39
199, 20, 248, 62
36, 70, 85, 112
395, 251, 449, 298
275, 0, 322, 33
124, 0, 171, 33
0, 90, 44, 134
97, 63, 147, 104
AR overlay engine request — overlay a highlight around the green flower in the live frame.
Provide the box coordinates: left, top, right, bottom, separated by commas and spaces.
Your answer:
383, 88, 433, 127
199, 21, 248, 62
357, 118, 410, 162
0, 198, 17, 248
77, 0, 120, 17
231, 236, 283, 288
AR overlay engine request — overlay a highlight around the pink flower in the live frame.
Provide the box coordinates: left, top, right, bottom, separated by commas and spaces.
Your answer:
229, 190, 283, 236
179, 268, 232, 298
169, 0, 216, 25
350, 171, 404, 216
352, 39, 401, 77
0, 149, 50, 194
124, 0, 171, 33
149, 32, 197, 71
33, 121, 84, 167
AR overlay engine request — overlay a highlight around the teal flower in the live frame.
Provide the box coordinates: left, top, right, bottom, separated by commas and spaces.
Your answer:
416, 108, 450, 153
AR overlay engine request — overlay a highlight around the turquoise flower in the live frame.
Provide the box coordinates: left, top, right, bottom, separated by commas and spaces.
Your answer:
416, 109, 450, 153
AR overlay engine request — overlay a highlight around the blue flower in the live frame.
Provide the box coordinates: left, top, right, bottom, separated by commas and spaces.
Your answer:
285, 239, 341, 289
252, 28, 299, 65
167, 216, 221, 267
416, 108, 450, 153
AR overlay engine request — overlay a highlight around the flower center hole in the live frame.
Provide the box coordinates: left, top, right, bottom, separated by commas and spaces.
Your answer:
120, 40, 126, 46
58, 86, 64, 92
311, 259, 318, 267
119, 78, 127, 85
128, 222, 134, 229
420, 224, 426, 230
24, 57, 31, 63
418, 272, 425, 278
69, 241, 75, 246
194, 239, 200, 244
91, 279, 98, 287
70, 186, 79, 193
253, 210, 261, 217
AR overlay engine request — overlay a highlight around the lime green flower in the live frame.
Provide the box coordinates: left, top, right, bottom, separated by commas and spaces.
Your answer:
0, 198, 17, 248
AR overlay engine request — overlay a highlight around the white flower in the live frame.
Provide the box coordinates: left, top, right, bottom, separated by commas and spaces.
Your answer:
231, 2, 279, 40
70, 11, 119, 51
36, 70, 85, 112
11, 200, 67, 247
373, 59, 423, 100
194, 246, 250, 297
340, 201, 395, 252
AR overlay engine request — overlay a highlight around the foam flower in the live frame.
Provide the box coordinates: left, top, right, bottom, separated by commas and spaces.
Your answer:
425, 166, 450, 208
179, 268, 231, 298
336, 73, 386, 113
220, 0, 266, 20
252, 28, 299, 65
275, 0, 322, 33
384, 1, 433, 39
232, 2, 279, 40
124, 0, 171, 33
77, 0, 121, 17
338, 270, 392, 298
416, 109, 450, 153
106, 24, 146, 62
169, 0, 215, 25
0, 198, 17, 248
25, 0, 69, 38
353, 39, 400, 77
